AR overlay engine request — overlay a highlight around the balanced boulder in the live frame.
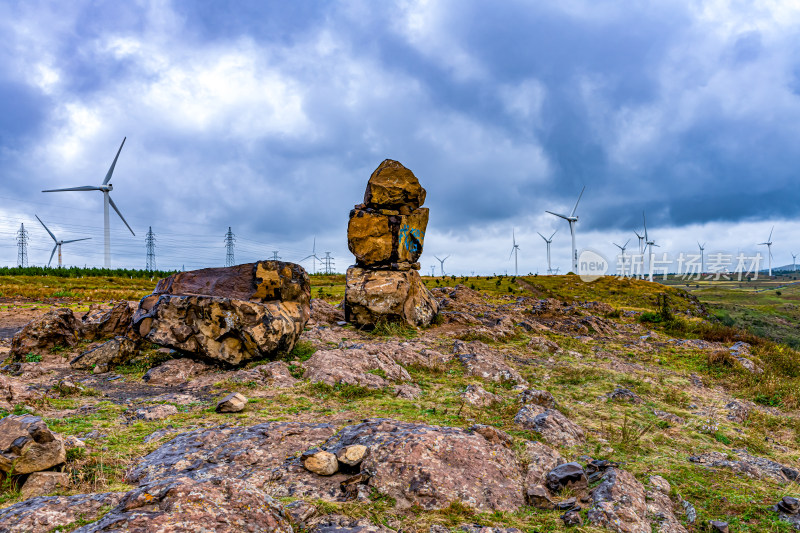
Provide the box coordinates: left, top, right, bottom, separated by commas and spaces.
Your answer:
344, 160, 438, 328
132, 261, 310, 366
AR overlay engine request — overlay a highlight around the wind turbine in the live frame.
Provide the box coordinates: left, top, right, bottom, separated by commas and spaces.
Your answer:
509, 229, 520, 276
759, 226, 774, 277
537, 230, 557, 275
35, 215, 91, 268
792, 252, 797, 273
301, 237, 321, 275
434, 255, 449, 276
613, 239, 630, 275
698, 242, 706, 274
546, 186, 585, 274
643, 212, 658, 282
42, 137, 135, 268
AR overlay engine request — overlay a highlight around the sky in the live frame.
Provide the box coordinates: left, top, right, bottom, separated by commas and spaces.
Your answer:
1, 0, 800, 275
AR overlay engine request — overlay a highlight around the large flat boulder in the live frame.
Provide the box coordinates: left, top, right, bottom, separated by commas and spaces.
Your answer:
132, 261, 310, 366
344, 267, 438, 328
0, 492, 124, 532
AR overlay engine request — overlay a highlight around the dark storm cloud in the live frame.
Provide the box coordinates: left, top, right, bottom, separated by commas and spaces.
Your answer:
1, 0, 799, 271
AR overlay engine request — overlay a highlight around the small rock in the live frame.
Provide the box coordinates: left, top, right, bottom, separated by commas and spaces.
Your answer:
302, 449, 338, 476
546, 462, 588, 494
777, 496, 800, 514
514, 405, 585, 447
336, 445, 369, 467
561, 510, 582, 526
461, 384, 502, 407
653, 409, 685, 426
469, 424, 514, 448
682, 498, 697, 523
555, 497, 578, 510
134, 404, 178, 421
526, 485, 555, 509
20, 471, 69, 499
649, 475, 671, 494
709, 520, 729, 533
70, 336, 138, 373
394, 384, 422, 399
605, 388, 643, 403
63, 435, 86, 450
143, 358, 210, 386
286, 500, 317, 526
517, 389, 556, 409
0, 415, 66, 474
215, 392, 247, 413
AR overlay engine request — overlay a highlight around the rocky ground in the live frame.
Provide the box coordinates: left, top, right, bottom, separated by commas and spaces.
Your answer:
0, 277, 798, 532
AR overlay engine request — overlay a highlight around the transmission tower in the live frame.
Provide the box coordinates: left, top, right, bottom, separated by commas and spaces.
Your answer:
271, 251, 281, 261
16, 223, 28, 267
322, 252, 335, 274
224, 227, 236, 267
145, 227, 156, 271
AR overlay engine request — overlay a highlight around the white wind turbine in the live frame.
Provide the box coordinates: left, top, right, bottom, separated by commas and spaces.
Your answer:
698, 242, 706, 274
537, 230, 557, 275
301, 237, 321, 275
35, 215, 91, 268
42, 138, 135, 268
546, 186, 585, 274
643, 212, 658, 282
792, 252, 797, 273
759, 226, 774, 277
509, 229, 520, 276
613, 239, 630, 275
435, 255, 449, 276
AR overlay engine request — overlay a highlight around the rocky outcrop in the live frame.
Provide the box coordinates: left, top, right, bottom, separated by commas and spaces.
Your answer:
132, 261, 310, 366
143, 358, 211, 386
303, 347, 411, 389
70, 336, 138, 373
0, 492, 124, 532
0, 374, 41, 411
345, 267, 438, 328
0, 415, 66, 475
454, 340, 528, 386
10, 308, 84, 358
344, 160, 438, 328
461, 384, 503, 407
588, 468, 649, 532
689, 449, 799, 483
77, 476, 292, 533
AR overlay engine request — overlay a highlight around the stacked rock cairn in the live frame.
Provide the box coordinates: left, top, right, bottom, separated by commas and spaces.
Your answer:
345, 159, 439, 327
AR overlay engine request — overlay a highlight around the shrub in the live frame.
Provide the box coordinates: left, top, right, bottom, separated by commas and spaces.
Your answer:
25, 353, 42, 363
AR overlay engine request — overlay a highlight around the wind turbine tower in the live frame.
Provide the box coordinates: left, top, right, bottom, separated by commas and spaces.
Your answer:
792, 252, 797, 273
42, 137, 135, 268
759, 226, 774, 277
35, 215, 91, 268
301, 238, 321, 274
145, 227, 156, 271
430, 265, 436, 277
643, 212, 658, 282
434, 255, 449, 276
613, 239, 630, 275
16, 223, 29, 268
509, 229, 520, 276
546, 186, 585, 273
537, 230, 557, 275
224, 227, 236, 267
698, 242, 706, 274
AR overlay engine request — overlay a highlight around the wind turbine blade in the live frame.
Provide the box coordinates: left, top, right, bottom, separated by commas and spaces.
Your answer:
48, 245, 57, 267
444, 255, 450, 261
103, 137, 126, 185
570, 186, 585, 217
642, 212, 648, 241
768, 225, 774, 242
62, 238, 92, 244
42, 186, 101, 192
512, 228, 516, 246
107, 195, 135, 236
624, 238, 630, 247
537, 232, 546, 241
549, 229, 557, 240
434, 256, 441, 261
545, 210, 569, 220
509, 248, 515, 260
35, 215, 58, 243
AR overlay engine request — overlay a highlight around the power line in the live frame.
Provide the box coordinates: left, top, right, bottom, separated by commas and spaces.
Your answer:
271, 251, 281, 261
16, 223, 29, 267
224, 227, 236, 267
146, 226, 156, 271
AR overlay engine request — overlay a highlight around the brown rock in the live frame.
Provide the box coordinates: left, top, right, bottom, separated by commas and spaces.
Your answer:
0, 375, 40, 412
133, 261, 310, 366
523, 441, 565, 491
81, 300, 136, 339
303, 347, 410, 389
588, 468, 649, 533
302, 450, 339, 476
10, 308, 84, 358
231, 361, 299, 388
143, 358, 211, 386
216, 392, 247, 413
518, 389, 556, 409
344, 267, 438, 328
70, 336, 138, 373
469, 424, 513, 448
336, 445, 368, 467
134, 404, 178, 421
363, 159, 427, 210
461, 384, 503, 407
347, 207, 429, 266
310, 298, 345, 325
20, 471, 69, 499
0, 415, 66, 474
